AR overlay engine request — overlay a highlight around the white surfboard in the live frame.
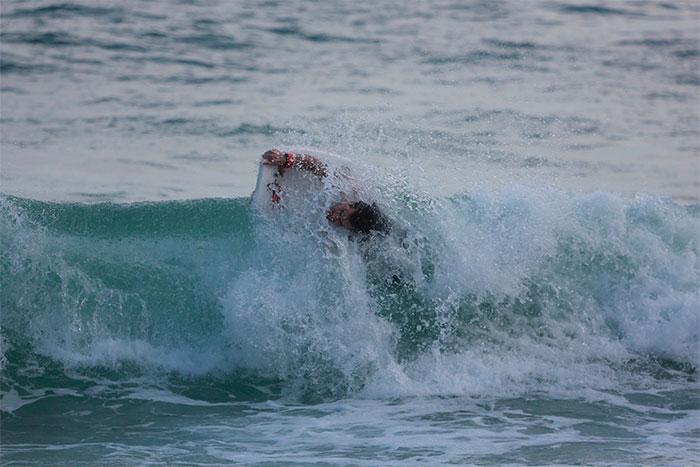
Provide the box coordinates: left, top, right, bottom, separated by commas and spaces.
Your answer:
251, 147, 353, 210
252, 162, 279, 209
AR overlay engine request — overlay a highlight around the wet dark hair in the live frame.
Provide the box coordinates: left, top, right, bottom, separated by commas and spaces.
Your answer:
347, 201, 388, 234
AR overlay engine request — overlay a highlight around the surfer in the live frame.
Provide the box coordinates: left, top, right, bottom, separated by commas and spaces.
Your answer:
260, 149, 388, 234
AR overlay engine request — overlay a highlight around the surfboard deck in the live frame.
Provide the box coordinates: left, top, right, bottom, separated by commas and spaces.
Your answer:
252, 163, 283, 209
251, 147, 352, 210
251, 162, 323, 210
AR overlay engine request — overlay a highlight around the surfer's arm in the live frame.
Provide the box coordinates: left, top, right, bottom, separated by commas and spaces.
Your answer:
261, 149, 328, 178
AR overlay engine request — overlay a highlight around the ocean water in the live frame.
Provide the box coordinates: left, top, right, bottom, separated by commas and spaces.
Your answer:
1, 0, 699, 465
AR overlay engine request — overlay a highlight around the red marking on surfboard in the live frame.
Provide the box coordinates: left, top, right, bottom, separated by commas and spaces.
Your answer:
269, 170, 284, 207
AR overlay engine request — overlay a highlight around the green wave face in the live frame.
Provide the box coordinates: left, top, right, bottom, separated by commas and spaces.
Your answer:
1, 192, 698, 402
1, 197, 254, 367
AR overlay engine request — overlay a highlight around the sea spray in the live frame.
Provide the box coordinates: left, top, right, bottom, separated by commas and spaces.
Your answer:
1, 186, 698, 401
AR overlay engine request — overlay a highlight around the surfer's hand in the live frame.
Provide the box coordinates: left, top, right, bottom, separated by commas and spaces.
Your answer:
261, 149, 285, 166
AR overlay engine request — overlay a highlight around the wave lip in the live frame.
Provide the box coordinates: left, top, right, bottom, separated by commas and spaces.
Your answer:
1, 189, 698, 401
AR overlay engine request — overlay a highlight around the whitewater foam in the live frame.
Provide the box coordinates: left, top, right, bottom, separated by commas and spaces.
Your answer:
1, 184, 698, 401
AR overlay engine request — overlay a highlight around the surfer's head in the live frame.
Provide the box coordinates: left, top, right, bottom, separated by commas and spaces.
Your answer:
327, 201, 387, 234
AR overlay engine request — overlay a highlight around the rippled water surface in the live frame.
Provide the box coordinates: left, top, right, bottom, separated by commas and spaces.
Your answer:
1, 1, 699, 465
2, 0, 698, 202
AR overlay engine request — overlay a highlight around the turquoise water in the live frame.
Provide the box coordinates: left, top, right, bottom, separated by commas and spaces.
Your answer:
2, 191, 698, 464
2, 0, 699, 465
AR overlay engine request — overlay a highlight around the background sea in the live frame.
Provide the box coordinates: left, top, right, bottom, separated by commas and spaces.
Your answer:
1, 0, 699, 465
